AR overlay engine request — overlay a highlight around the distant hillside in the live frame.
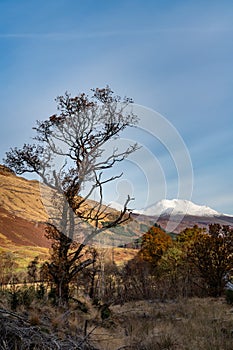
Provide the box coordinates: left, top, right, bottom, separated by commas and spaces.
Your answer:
0, 166, 47, 222
132, 212, 233, 234
133, 198, 233, 233
0, 165, 48, 248
0, 165, 151, 249
1, 164, 232, 252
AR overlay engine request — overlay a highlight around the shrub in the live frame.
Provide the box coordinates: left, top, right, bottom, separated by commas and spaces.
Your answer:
9, 286, 37, 310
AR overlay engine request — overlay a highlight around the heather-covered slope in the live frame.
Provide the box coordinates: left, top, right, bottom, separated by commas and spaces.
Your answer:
1, 164, 232, 250
0, 165, 48, 247
0, 165, 145, 250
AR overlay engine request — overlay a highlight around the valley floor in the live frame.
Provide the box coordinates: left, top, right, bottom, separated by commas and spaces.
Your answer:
89, 297, 233, 349
1, 296, 233, 350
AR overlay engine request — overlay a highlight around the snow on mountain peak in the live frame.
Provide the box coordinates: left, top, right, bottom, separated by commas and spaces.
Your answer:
136, 199, 221, 217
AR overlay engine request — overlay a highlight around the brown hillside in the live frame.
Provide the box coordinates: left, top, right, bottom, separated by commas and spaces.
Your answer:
0, 207, 48, 247
0, 166, 49, 247
0, 168, 47, 222
0, 166, 144, 250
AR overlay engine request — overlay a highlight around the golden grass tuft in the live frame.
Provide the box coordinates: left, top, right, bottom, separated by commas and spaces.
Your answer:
29, 312, 41, 326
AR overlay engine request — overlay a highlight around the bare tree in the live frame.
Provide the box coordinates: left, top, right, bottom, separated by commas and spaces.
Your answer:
4, 86, 139, 303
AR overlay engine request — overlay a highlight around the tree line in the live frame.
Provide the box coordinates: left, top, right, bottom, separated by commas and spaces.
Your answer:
1, 222, 233, 309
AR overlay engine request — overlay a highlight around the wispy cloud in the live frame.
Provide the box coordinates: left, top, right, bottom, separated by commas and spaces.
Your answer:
0, 31, 123, 40
1, 24, 233, 40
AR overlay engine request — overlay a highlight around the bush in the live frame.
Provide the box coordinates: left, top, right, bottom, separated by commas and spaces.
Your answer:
9, 286, 39, 310
36, 283, 46, 300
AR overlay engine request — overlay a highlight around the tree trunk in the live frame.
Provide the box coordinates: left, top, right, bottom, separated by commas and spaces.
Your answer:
56, 277, 70, 304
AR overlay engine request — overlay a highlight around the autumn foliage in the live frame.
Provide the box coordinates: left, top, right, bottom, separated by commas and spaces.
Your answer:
138, 225, 172, 266
187, 224, 233, 296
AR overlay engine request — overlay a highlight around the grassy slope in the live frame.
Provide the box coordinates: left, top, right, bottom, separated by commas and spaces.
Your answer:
0, 169, 139, 269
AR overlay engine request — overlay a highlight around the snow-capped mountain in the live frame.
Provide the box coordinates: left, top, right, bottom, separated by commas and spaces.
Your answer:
136, 199, 221, 217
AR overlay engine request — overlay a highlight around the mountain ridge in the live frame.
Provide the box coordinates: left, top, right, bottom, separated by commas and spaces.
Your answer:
135, 198, 230, 217
0, 166, 146, 248
0, 165, 233, 249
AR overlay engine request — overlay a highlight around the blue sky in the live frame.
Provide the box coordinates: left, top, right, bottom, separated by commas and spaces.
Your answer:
0, 0, 233, 214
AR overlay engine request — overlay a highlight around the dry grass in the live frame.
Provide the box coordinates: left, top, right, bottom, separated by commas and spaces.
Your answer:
0, 172, 47, 222
88, 298, 233, 350
29, 311, 41, 326
1, 291, 233, 349
112, 247, 138, 265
